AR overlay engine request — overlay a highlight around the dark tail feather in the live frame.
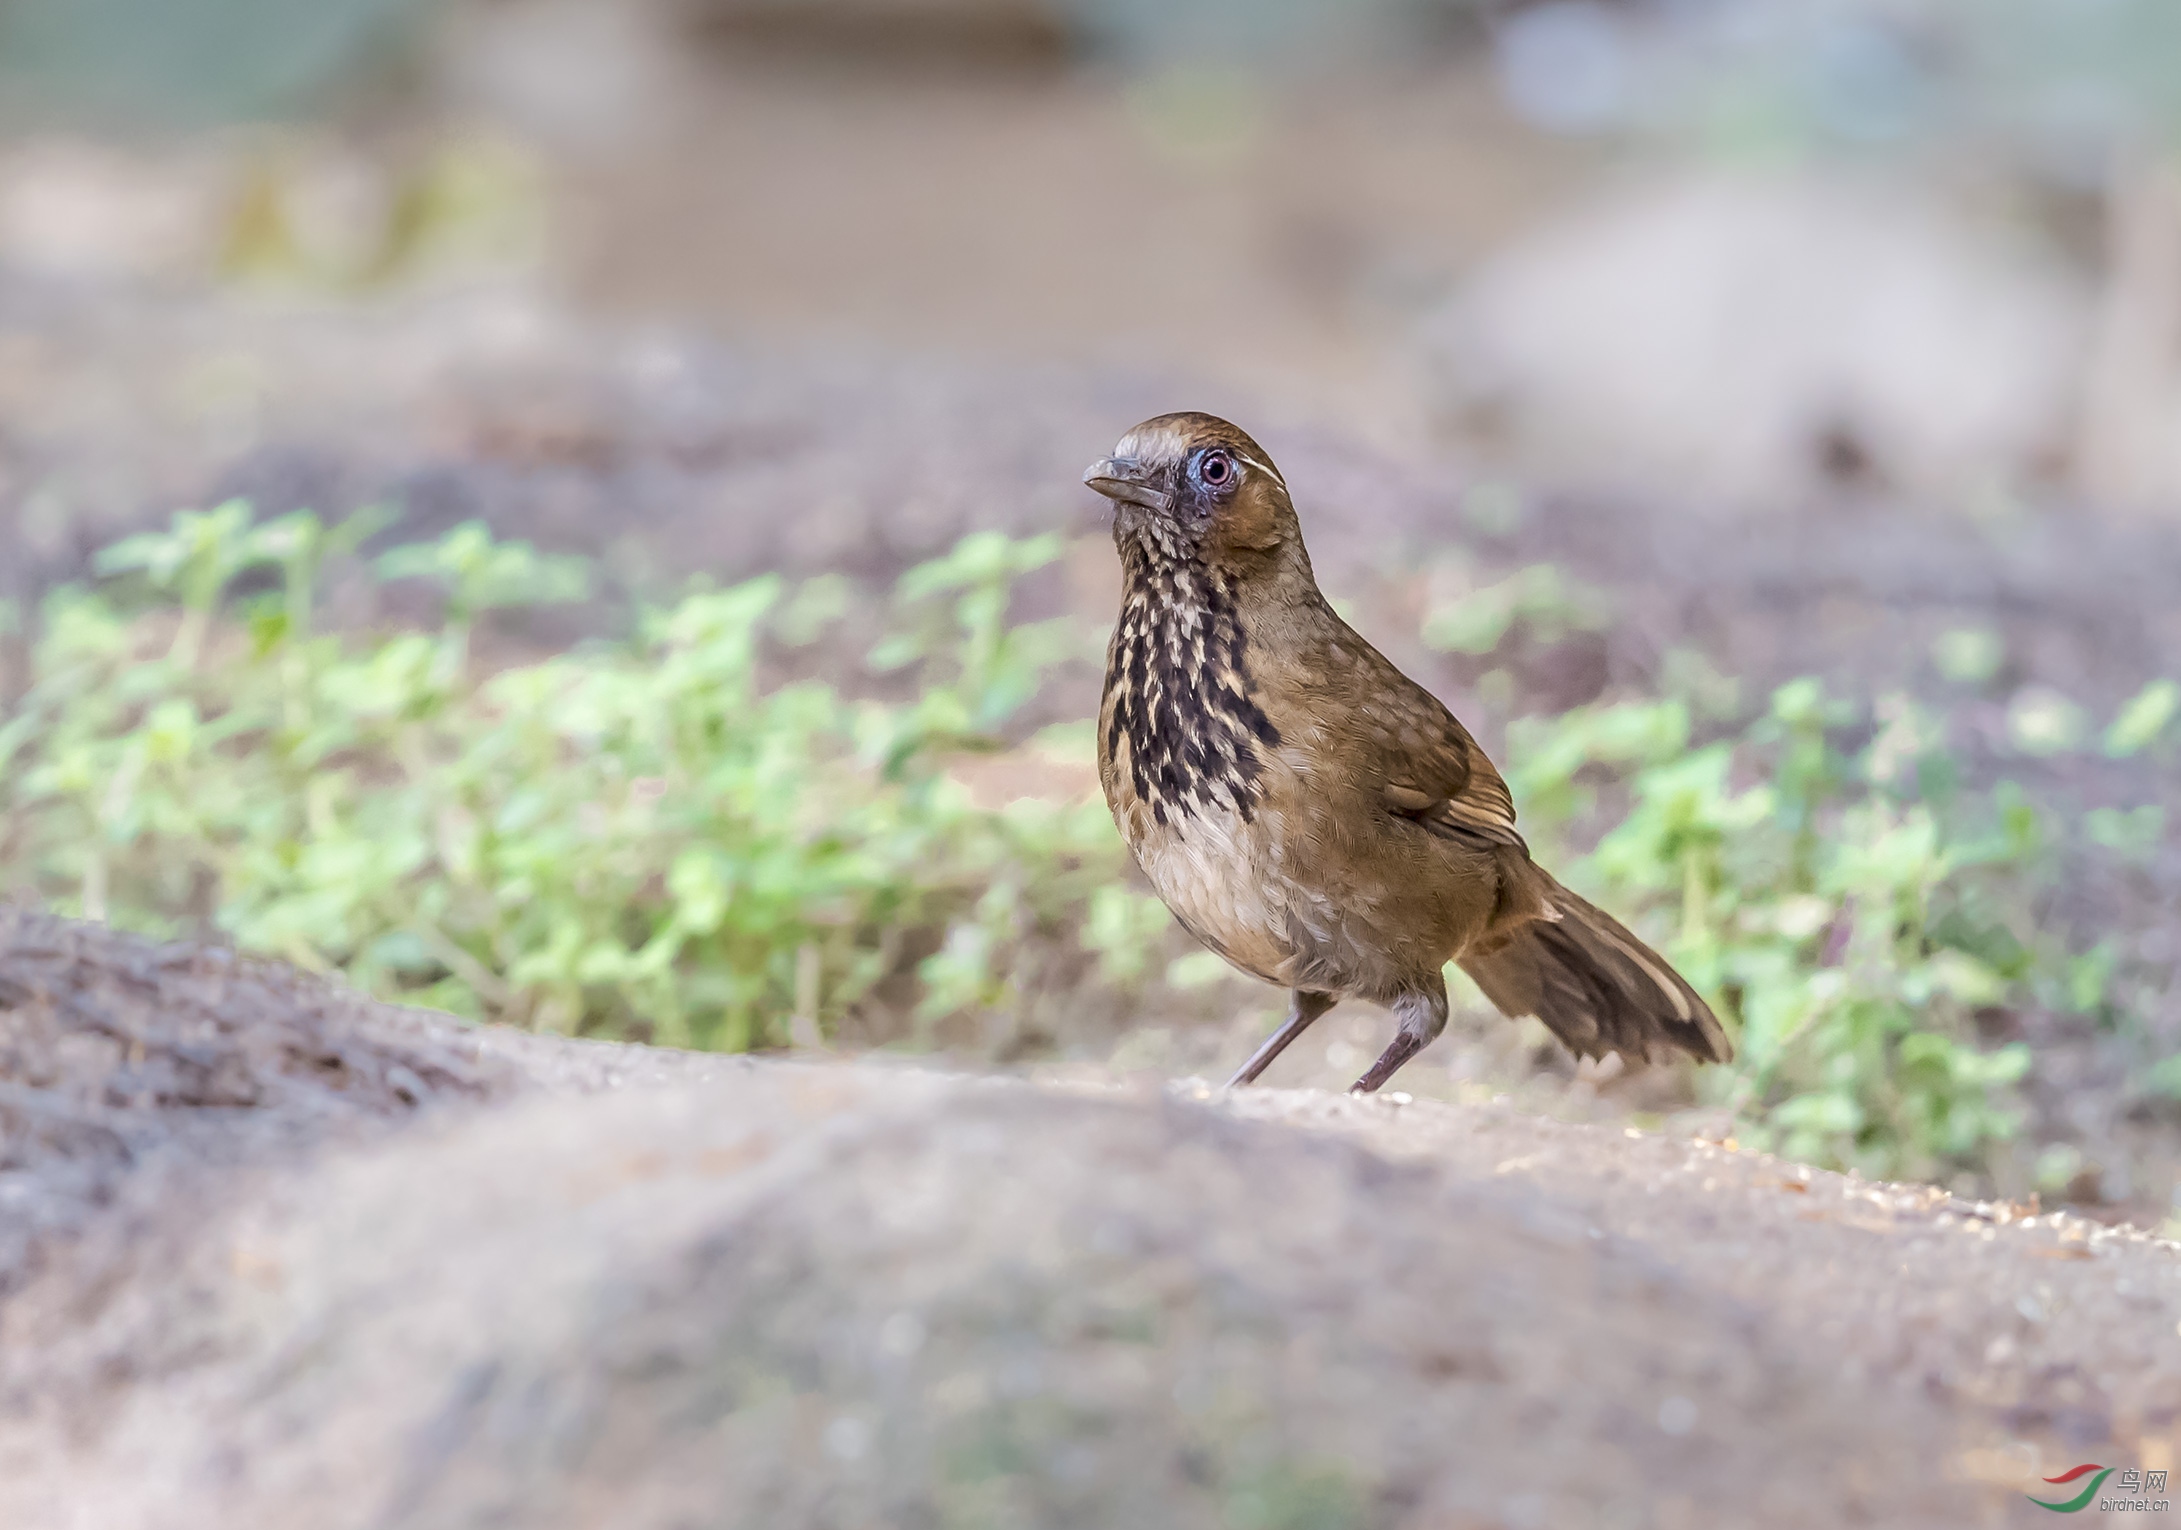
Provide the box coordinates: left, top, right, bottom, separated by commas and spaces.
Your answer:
1458, 873, 1732, 1065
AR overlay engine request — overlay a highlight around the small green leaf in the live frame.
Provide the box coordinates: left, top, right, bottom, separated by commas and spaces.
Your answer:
2005, 687, 2086, 755
1931, 627, 2004, 685
2085, 805, 2164, 858
2104, 679, 2179, 757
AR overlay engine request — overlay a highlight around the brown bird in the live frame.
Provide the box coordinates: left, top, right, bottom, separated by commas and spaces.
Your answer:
1084, 412, 1733, 1094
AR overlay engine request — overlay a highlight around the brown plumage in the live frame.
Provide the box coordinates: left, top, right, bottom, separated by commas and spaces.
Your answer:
1084, 412, 1733, 1094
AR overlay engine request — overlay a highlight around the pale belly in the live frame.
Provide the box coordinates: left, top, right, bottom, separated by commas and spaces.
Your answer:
1120, 785, 1480, 1001
1129, 804, 1305, 987
1130, 797, 1448, 997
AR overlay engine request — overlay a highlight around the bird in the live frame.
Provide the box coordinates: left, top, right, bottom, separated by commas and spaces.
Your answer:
1083, 412, 1733, 1095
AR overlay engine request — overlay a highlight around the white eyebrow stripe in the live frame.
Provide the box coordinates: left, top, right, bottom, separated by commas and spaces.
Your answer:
1233, 452, 1284, 485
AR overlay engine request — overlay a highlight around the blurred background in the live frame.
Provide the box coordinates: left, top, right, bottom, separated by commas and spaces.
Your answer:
3, 0, 2181, 1218
5, 0, 2181, 501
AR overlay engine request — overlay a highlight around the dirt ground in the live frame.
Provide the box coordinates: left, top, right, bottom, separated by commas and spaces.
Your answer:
1, 907, 2175, 1528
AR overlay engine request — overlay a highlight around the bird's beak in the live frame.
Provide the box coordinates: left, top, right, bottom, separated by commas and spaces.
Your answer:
1083, 457, 1171, 514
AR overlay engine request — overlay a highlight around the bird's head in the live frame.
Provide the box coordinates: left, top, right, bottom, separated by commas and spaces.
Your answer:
1083, 412, 1301, 574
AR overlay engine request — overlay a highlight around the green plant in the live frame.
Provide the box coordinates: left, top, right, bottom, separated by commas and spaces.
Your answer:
1420, 559, 1611, 656
2106, 678, 2180, 757
1498, 675, 2155, 1182
0, 510, 1175, 1052
375, 517, 590, 676
2, 505, 2162, 1190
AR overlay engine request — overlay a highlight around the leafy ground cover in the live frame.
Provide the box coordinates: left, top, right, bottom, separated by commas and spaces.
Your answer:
0, 506, 2172, 1189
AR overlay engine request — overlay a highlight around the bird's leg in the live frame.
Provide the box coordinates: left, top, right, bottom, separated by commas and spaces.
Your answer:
1350, 980, 1449, 1095
1225, 990, 1338, 1089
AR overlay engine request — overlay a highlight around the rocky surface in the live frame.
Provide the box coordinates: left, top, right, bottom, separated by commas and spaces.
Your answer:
0, 911, 2173, 1528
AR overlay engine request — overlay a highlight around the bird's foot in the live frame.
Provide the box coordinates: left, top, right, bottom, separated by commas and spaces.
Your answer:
1349, 1032, 1426, 1095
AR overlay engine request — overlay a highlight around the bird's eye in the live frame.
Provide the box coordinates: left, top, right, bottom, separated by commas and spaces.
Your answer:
1200, 451, 1234, 486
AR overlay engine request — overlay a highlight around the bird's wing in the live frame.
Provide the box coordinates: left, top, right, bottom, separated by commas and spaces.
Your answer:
1361, 664, 1525, 852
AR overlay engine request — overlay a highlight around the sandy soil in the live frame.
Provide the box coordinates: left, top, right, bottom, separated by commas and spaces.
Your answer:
1, 909, 2173, 1528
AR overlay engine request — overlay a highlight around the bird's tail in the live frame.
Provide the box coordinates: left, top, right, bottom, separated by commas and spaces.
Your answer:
1459, 870, 1732, 1065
